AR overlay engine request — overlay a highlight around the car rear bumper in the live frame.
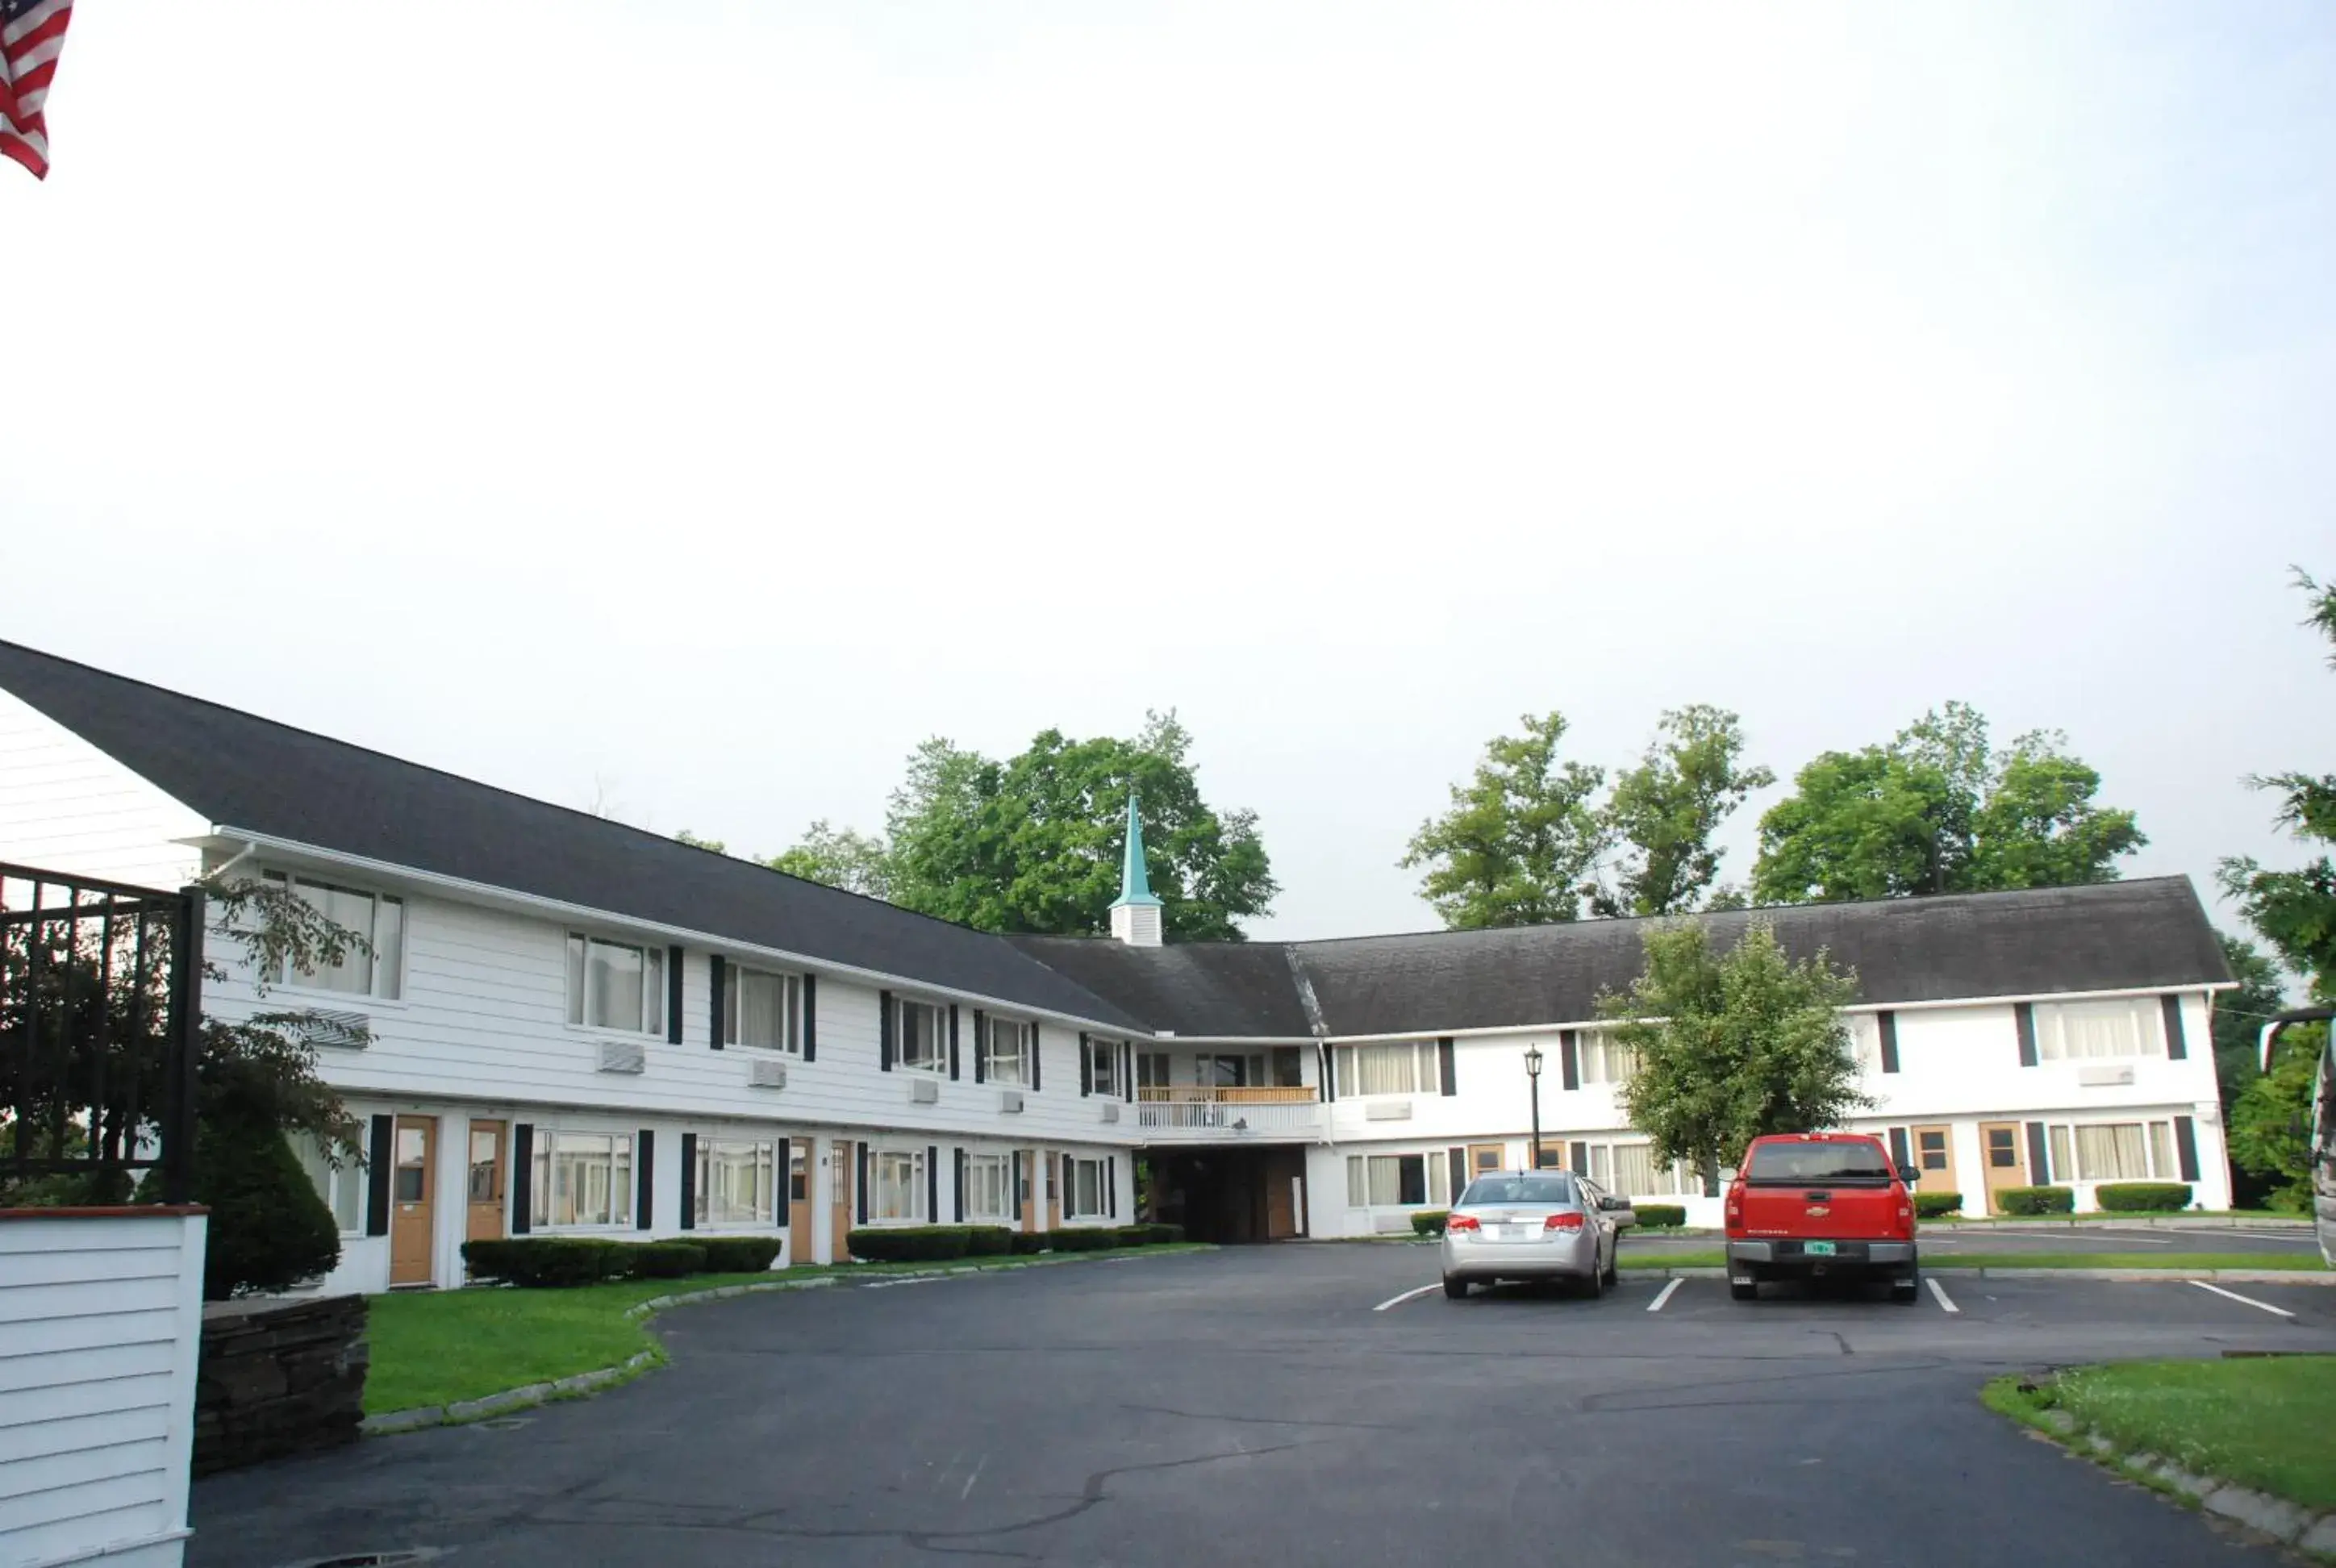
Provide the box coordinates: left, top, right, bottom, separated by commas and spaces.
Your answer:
1728, 1239, 1915, 1272
1443, 1231, 1599, 1279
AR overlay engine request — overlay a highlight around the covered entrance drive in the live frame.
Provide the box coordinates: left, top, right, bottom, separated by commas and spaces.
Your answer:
1148, 1147, 1308, 1244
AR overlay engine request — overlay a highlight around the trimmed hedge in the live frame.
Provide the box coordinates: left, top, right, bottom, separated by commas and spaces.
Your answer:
966, 1227, 1016, 1257
1630, 1204, 1687, 1229
2094, 1182, 2194, 1213
846, 1226, 972, 1262
1913, 1191, 1963, 1219
628, 1241, 707, 1279
1139, 1222, 1185, 1245
1009, 1231, 1047, 1254
695, 1236, 784, 1273
1412, 1211, 1450, 1237
461, 1237, 631, 1288
1045, 1227, 1116, 1252
1996, 1186, 2076, 1216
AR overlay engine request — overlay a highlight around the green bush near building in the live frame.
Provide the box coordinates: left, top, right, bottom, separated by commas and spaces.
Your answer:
2093, 1182, 2192, 1212
1412, 1211, 1449, 1237
1913, 1191, 1963, 1219
1630, 1204, 1687, 1229
1995, 1186, 2075, 1216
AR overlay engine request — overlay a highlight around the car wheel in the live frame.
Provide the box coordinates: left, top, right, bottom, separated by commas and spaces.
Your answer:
1601, 1245, 1619, 1289
1442, 1275, 1470, 1300
1580, 1264, 1608, 1300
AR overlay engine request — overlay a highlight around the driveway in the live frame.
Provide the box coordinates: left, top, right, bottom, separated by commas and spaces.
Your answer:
192, 1244, 2336, 1566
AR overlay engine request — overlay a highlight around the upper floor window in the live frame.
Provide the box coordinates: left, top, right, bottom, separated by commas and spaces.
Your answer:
261, 873, 403, 999
1577, 1032, 1639, 1086
1336, 1041, 1439, 1097
985, 1016, 1029, 1085
566, 935, 664, 1035
1088, 1037, 1122, 1097
724, 965, 802, 1053
2036, 999, 2159, 1061
896, 998, 948, 1074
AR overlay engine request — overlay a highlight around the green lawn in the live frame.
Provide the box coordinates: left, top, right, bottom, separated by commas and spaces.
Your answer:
1930, 1210, 2297, 1224
1986, 1357, 2336, 1512
1615, 1250, 2326, 1274
365, 1245, 1209, 1416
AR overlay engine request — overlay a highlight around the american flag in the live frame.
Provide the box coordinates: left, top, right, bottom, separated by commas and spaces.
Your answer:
2, 0, 72, 181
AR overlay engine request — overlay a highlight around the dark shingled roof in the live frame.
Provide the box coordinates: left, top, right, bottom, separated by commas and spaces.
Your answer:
1007, 936, 1316, 1039
0, 640, 1146, 1032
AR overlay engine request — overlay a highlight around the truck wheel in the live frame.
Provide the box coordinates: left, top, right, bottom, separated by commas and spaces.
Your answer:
1729, 1277, 1758, 1302
1892, 1273, 1921, 1304
1443, 1275, 1470, 1300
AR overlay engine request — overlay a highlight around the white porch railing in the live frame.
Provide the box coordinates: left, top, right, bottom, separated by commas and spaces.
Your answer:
1133, 1090, 1324, 1139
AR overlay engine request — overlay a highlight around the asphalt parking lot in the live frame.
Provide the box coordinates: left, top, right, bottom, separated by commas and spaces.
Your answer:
194, 1243, 2336, 1568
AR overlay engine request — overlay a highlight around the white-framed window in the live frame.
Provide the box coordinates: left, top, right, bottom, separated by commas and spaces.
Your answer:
896, 998, 948, 1074
1343, 1151, 1452, 1208
696, 1137, 778, 1228
1089, 1038, 1121, 1097
1137, 1051, 1172, 1093
984, 1017, 1029, 1086
1579, 1141, 1699, 1198
965, 1152, 1012, 1221
293, 1134, 365, 1236
2036, 999, 2159, 1061
1577, 1032, 1639, 1086
2045, 1120, 2181, 1183
1844, 1015, 1880, 1072
1065, 1155, 1111, 1219
1334, 1041, 1439, 1097
530, 1130, 634, 1229
261, 873, 404, 999
724, 965, 802, 1053
565, 935, 665, 1035
870, 1146, 928, 1221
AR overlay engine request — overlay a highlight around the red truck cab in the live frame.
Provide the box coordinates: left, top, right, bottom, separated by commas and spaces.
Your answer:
1725, 1132, 1920, 1303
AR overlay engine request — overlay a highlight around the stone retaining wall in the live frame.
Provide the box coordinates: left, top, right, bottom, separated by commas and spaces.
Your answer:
194, 1293, 368, 1474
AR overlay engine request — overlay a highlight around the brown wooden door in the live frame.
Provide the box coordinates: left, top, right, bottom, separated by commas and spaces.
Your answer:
389, 1116, 437, 1287
788, 1144, 812, 1262
465, 1120, 506, 1247
1908, 1124, 1960, 1205
1979, 1122, 2026, 1214
1045, 1149, 1062, 1230
830, 1140, 854, 1262
1019, 1149, 1039, 1234
1468, 1142, 1507, 1178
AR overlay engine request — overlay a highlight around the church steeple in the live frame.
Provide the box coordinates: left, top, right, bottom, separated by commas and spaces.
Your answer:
1109, 792, 1164, 947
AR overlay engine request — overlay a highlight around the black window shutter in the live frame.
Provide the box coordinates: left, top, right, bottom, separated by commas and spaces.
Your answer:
1878, 1011, 1900, 1074
1888, 1126, 1911, 1171
1560, 1029, 1580, 1091
708, 955, 726, 1049
668, 946, 685, 1045
1030, 1025, 1041, 1091
973, 1011, 987, 1083
365, 1114, 394, 1236
1108, 1156, 1117, 1218
880, 990, 895, 1070
1062, 1153, 1074, 1213
775, 1137, 791, 1228
802, 973, 817, 1060
2015, 1003, 2038, 1066
1568, 1140, 1589, 1174
636, 1129, 656, 1229
856, 1143, 870, 1224
1123, 1041, 1134, 1103
1079, 1032, 1093, 1097
2174, 1116, 2200, 1182
926, 1145, 939, 1224
2025, 1122, 2050, 1184
1447, 1147, 1465, 1199
954, 1148, 966, 1222
1012, 1151, 1024, 1220
949, 1005, 961, 1080
1437, 1036, 1457, 1096
510, 1123, 534, 1234
678, 1132, 696, 1230
2161, 995, 2188, 1061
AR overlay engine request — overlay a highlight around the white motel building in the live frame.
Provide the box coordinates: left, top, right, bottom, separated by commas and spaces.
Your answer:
0, 639, 2239, 1292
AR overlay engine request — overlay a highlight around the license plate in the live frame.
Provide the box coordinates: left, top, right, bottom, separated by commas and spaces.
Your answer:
1805, 1241, 1837, 1257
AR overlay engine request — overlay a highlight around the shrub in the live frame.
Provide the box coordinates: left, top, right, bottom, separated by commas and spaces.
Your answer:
1631, 1204, 1687, 1229
1412, 1210, 1450, 1237
1046, 1227, 1114, 1252
1111, 1225, 1155, 1247
2094, 1182, 2194, 1213
966, 1227, 1016, 1257
196, 1119, 342, 1299
1141, 1222, 1185, 1245
1996, 1186, 2076, 1216
845, 1226, 972, 1263
695, 1236, 785, 1274
1009, 1231, 1047, 1254
627, 1241, 708, 1279
1913, 1192, 1963, 1219
461, 1236, 631, 1288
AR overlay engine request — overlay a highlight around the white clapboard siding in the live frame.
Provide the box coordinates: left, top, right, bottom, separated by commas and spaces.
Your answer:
0, 1213, 204, 1568
0, 690, 206, 890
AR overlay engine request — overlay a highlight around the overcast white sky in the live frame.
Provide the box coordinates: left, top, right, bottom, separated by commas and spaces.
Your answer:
3, 3, 2330, 945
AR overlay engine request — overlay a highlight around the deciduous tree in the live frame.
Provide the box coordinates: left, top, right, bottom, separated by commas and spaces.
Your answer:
1592, 705, 1774, 917
1402, 711, 1609, 928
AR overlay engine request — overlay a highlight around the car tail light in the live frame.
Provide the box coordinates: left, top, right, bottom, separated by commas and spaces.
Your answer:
1725, 1193, 1743, 1227
1545, 1212, 1584, 1232
1447, 1214, 1481, 1232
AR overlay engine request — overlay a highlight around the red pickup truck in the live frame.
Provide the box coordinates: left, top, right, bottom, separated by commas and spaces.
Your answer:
1725, 1132, 1920, 1303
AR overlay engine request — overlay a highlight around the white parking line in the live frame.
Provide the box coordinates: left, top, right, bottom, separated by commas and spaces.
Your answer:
1374, 1283, 1441, 1312
1925, 1277, 1959, 1314
1646, 1278, 1683, 1312
2189, 1280, 2296, 1319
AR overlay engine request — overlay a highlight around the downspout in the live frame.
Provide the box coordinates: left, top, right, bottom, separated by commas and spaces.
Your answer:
201, 836, 261, 886
1284, 949, 1333, 1240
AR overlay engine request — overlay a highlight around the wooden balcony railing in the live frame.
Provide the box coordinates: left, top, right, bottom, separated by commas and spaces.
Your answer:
1134, 1086, 1316, 1104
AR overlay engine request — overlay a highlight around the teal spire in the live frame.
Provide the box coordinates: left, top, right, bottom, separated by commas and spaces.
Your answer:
1112, 792, 1163, 908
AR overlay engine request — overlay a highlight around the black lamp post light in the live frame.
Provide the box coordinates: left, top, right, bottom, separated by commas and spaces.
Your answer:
1524, 1044, 1544, 1170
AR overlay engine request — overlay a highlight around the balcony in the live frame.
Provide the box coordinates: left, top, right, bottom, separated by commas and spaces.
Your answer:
1133, 1086, 1324, 1141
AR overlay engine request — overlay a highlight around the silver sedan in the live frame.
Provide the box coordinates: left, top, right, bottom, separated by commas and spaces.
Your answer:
1441, 1170, 1624, 1299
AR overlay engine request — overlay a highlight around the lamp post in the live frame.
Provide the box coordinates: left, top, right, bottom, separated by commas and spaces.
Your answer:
1524, 1045, 1544, 1170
